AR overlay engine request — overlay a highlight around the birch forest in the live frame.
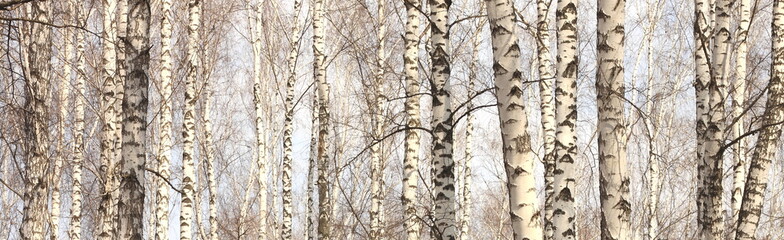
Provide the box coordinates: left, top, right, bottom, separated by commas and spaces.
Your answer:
4, 0, 784, 239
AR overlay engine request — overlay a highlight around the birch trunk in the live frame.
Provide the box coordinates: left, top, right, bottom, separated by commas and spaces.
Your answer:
20, 1, 52, 239
731, 0, 751, 235
370, 1, 387, 238
487, 0, 543, 239
703, 0, 732, 237
98, 0, 121, 237
313, 0, 334, 238
596, 0, 631, 237
117, 0, 150, 237
734, 1, 784, 238
694, 0, 712, 234
535, 0, 557, 236
430, 0, 457, 238
401, 0, 422, 240
307, 93, 318, 240
552, 0, 578, 236
52, 2, 75, 238
181, 0, 201, 238
203, 86, 218, 240
156, 0, 174, 238
402, 1, 421, 239
251, 1, 269, 238
460, 16, 482, 240
69, 1, 88, 238
282, 1, 302, 238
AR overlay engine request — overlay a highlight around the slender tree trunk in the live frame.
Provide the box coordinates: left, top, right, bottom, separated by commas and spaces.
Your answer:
552, 0, 578, 236
282, 1, 302, 238
735, 1, 784, 238
203, 83, 218, 240
370, 1, 387, 238
20, 1, 52, 239
402, 1, 421, 240
307, 93, 318, 240
156, 0, 173, 238
596, 0, 631, 237
703, 0, 732, 238
250, 1, 269, 238
312, 0, 333, 238
694, 0, 712, 234
51, 2, 75, 238
731, 0, 751, 236
69, 1, 88, 238
535, 0, 557, 236
181, 0, 201, 238
487, 1, 544, 239
117, 0, 150, 237
98, 0, 121, 237
460, 27, 478, 238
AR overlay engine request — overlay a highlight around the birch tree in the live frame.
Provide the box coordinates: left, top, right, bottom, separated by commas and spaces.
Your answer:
155, 0, 174, 237
251, 1, 269, 238
20, 1, 52, 239
69, 0, 88, 238
117, 0, 150, 237
552, 0, 578, 236
312, 0, 334, 238
369, 0, 387, 238
51, 2, 75, 238
282, 1, 303, 238
596, 0, 631, 237
735, 0, 784, 238
430, 0, 457, 238
402, 0, 422, 239
731, 0, 751, 235
486, 0, 543, 239
181, 0, 202, 238
694, 0, 712, 235
535, 0, 557, 235
98, 0, 121, 237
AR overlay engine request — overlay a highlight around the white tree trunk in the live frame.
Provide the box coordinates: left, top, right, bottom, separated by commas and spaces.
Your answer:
734, 1, 784, 238
312, 0, 333, 238
180, 0, 201, 238
402, 0, 422, 239
156, 0, 174, 238
430, 0, 457, 238
203, 85, 218, 240
552, 0, 578, 237
117, 0, 150, 237
69, 1, 88, 238
251, 1, 269, 238
487, 0, 544, 239
282, 1, 302, 238
98, 0, 121, 237
694, 0, 712, 235
370, 1, 387, 238
596, 0, 631, 237
535, 0, 557, 237
20, 1, 52, 239
730, 0, 750, 236
52, 2, 75, 238
307, 92, 318, 240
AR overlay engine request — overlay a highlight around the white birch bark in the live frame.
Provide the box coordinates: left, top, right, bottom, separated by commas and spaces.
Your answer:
52, 2, 75, 238
69, 1, 88, 238
312, 0, 333, 238
487, 0, 544, 239
282, 1, 302, 238
251, 1, 269, 238
370, 1, 387, 238
307, 92, 318, 240
203, 85, 218, 240
734, 1, 784, 238
117, 0, 150, 237
460, 29, 478, 238
20, 1, 52, 239
98, 0, 120, 237
180, 0, 201, 238
402, 1, 422, 239
694, 0, 712, 234
596, 0, 631, 237
535, 0, 557, 236
730, 0, 751, 235
552, 0, 578, 236
156, 0, 174, 238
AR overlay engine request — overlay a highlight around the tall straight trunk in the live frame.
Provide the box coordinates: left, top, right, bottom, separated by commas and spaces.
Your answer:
181, 0, 201, 238
460, 17, 481, 240
596, 0, 631, 237
117, 0, 150, 237
370, 1, 387, 238
731, 0, 751, 235
251, 1, 269, 238
487, 1, 543, 239
203, 87, 218, 240
694, 0, 712, 234
20, 1, 52, 239
307, 93, 318, 240
552, 0, 578, 236
98, 0, 121, 237
52, 2, 75, 238
703, 0, 732, 238
429, 0, 457, 238
69, 1, 88, 238
282, 1, 302, 238
735, 1, 784, 238
402, 0, 421, 239
535, 0, 557, 236
312, 0, 333, 238
156, 0, 174, 238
